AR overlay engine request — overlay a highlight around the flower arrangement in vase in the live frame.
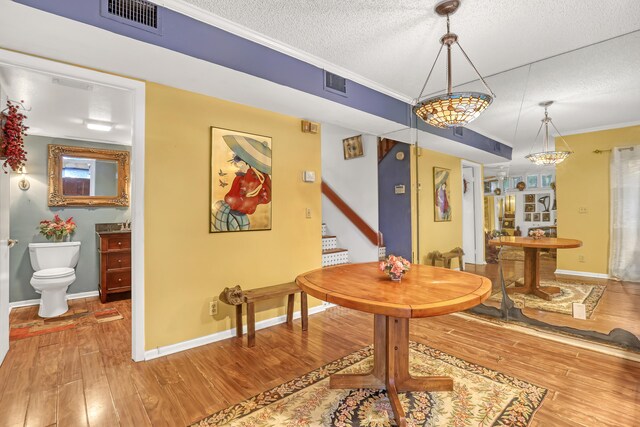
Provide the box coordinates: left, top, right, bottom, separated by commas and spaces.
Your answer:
529, 229, 545, 240
39, 215, 77, 242
0, 100, 28, 173
379, 255, 411, 282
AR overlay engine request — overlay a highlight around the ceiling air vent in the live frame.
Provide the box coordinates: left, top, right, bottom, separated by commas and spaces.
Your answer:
101, 0, 162, 34
453, 127, 463, 138
324, 71, 347, 97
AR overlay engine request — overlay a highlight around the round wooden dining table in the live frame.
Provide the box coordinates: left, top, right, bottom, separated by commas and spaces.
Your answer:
489, 236, 582, 301
296, 262, 491, 427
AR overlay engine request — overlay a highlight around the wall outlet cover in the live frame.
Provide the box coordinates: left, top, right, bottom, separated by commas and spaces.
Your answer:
209, 300, 218, 316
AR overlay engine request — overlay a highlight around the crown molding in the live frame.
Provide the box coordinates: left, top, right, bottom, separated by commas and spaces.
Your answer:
155, 0, 413, 104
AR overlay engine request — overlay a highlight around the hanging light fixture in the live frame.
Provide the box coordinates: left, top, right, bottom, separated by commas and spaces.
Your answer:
525, 101, 573, 166
414, 0, 495, 129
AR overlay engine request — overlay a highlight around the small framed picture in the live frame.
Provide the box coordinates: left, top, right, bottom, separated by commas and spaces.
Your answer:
533, 213, 541, 221
525, 213, 532, 222
343, 135, 364, 159
527, 175, 538, 188
525, 203, 536, 212
525, 194, 535, 203
503, 219, 514, 229
542, 212, 551, 222
541, 174, 553, 188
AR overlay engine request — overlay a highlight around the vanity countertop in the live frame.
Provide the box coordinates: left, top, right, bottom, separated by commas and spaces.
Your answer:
95, 223, 131, 234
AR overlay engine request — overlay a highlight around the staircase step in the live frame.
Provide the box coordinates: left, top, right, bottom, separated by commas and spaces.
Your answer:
322, 248, 349, 267
322, 236, 337, 250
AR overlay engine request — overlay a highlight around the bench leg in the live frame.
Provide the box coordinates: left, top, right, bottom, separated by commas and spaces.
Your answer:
445, 258, 451, 269
286, 294, 294, 325
459, 256, 464, 271
235, 305, 243, 338
247, 302, 256, 347
301, 292, 308, 331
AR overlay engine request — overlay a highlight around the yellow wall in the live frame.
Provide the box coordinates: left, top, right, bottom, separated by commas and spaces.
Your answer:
145, 83, 322, 349
556, 125, 640, 274
416, 148, 463, 267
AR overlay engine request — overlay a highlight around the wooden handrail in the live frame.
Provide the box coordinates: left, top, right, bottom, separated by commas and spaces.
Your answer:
321, 181, 381, 246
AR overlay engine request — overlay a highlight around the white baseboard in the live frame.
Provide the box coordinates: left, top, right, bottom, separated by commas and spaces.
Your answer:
144, 303, 332, 361
9, 290, 100, 310
554, 269, 609, 279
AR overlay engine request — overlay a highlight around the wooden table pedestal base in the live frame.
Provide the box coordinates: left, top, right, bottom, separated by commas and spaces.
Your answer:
329, 314, 452, 427
505, 247, 562, 301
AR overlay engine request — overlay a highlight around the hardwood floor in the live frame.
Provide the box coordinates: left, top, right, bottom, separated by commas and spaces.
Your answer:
1, 296, 639, 426
466, 259, 640, 338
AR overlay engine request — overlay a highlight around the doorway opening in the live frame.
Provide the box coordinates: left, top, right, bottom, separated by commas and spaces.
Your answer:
0, 50, 145, 363
461, 160, 484, 266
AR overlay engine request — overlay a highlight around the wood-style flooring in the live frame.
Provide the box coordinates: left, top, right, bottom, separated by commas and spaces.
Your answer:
467, 259, 640, 338
1, 295, 639, 426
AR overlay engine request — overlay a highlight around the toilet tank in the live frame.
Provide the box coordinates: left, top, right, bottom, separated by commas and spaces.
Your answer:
28, 241, 81, 271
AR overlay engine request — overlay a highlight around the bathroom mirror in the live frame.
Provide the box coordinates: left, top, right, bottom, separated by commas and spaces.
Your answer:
48, 144, 130, 206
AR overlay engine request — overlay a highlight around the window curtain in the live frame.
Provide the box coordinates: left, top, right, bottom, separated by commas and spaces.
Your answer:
609, 145, 640, 282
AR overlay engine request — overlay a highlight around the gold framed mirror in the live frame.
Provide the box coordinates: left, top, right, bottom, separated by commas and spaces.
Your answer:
48, 144, 130, 207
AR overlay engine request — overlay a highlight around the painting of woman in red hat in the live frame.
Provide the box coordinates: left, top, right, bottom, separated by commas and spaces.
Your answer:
210, 128, 272, 232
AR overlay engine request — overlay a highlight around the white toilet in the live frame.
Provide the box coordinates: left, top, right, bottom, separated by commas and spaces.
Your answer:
28, 241, 81, 318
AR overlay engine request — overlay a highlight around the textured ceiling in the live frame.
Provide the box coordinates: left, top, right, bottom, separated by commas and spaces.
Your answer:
180, 0, 640, 99
175, 0, 640, 173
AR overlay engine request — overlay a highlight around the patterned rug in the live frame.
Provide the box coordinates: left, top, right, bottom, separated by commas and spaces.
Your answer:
192, 342, 547, 426
10, 307, 123, 340
489, 279, 606, 317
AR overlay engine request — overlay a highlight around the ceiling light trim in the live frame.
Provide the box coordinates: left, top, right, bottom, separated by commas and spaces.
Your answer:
154, 0, 413, 104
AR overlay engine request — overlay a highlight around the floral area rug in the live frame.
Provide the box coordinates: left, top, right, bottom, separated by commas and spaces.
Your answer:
192, 342, 547, 426
10, 307, 123, 340
489, 279, 606, 317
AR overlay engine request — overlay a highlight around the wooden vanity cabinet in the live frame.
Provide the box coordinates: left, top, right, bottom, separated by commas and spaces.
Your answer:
97, 231, 131, 302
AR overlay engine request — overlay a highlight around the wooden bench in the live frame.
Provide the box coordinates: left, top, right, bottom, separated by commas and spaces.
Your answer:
235, 282, 308, 347
427, 247, 465, 271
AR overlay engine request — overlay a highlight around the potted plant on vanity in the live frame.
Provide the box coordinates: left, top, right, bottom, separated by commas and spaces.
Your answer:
39, 215, 77, 242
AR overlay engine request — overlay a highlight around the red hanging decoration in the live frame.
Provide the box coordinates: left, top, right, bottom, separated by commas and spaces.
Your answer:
0, 100, 29, 173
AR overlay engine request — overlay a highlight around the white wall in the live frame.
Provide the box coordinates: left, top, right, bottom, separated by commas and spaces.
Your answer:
321, 123, 379, 262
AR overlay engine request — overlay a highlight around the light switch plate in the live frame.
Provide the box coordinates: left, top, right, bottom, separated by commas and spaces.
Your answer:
394, 184, 406, 194
302, 170, 316, 182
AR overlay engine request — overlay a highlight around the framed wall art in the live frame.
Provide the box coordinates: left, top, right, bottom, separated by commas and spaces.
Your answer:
541, 174, 553, 188
343, 135, 364, 159
434, 167, 452, 222
542, 212, 551, 222
525, 194, 536, 203
533, 213, 541, 221
525, 203, 536, 213
525, 213, 532, 222
210, 127, 272, 233
526, 175, 539, 188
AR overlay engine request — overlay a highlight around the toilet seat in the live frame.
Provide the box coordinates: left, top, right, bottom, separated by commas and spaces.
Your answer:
33, 267, 75, 280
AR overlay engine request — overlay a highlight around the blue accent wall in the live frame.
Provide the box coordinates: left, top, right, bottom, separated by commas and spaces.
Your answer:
14, 0, 511, 160
378, 143, 412, 260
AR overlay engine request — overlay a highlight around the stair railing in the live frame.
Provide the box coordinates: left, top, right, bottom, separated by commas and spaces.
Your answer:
321, 181, 382, 247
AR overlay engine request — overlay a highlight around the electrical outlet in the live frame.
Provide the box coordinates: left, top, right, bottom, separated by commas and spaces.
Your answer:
209, 300, 218, 316
578, 255, 585, 263
305, 207, 312, 218
578, 207, 588, 214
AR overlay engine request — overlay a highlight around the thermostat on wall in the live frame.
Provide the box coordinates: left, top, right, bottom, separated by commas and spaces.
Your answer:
394, 184, 406, 194
302, 171, 316, 182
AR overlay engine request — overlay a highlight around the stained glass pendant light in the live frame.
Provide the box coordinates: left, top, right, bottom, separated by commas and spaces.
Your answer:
414, 0, 495, 129
525, 101, 573, 166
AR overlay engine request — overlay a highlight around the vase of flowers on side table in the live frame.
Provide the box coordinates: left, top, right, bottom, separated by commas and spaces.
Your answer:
39, 215, 77, 242
379, 255, 411, 282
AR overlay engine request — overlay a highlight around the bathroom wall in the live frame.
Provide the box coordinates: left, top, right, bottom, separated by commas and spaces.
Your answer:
9, 136, 130, 302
